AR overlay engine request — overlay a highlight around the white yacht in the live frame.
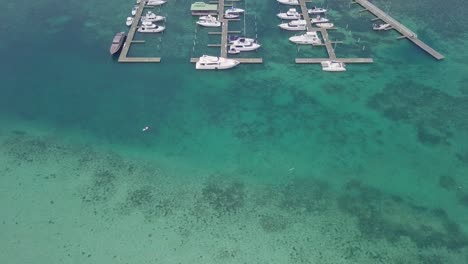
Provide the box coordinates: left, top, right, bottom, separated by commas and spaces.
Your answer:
373, 23, 392, 31
141, 11, 165, 22
197, 15, 221, 27
315, 22, 334, 28
146, 0, 166, 6
277, 8, 301, 20
138, 24, 165, 33
224, 13, 240, 19
131, 6, 138, 16
225, 7, 244, 14
311, 16, 329, 24
230, 39, 261, 52
228, 35, 255, 44
279, 20, 307, 31
195, 55, 240, 70
277, 0, 299, 6
308, 7, 327, 14
289, 31, 321, 45
136, 0, 141, 3
321, 61, 346, 72
126, 17, 134, 26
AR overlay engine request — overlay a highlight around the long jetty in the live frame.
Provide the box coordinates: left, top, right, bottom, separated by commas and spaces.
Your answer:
353, 0, 444, 60
191, 0, 263, 64
119, 0, 161, 63
295, 0, 373, 64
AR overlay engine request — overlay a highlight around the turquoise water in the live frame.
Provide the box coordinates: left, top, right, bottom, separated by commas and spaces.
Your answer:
1, 0, 468, 263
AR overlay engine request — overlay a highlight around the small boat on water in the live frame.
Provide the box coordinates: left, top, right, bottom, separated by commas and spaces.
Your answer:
308, 7, 327, 14
277, 0, 299, 6
224, 13, 240, 19
146, 0, 166, 6
141, 11, 165, 22
279, 19, 307, 31
289, 31, 321, 45
126, 17, 134, 26
311, 16, 329, 24
131, 5, 138, 16
228, 35, 256, 44
225, 7, 245, 14
228, 47, 240, 54
315, 22, 334, 28
373, 23, 392, 31
136, 0, 141, 3
197, 15, 221, 27
277, 8, 301, 20
230, 39, 261, 52
321, 61, 346, 72
109, 32, 126, 55
138, 24, 165, 33
195, 55, 240, 70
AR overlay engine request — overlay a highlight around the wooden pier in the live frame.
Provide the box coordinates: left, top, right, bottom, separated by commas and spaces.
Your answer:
352, 0, 444, 60
118, 0, 161, 63
295, 0, 372, 64
191, 0, 263, 64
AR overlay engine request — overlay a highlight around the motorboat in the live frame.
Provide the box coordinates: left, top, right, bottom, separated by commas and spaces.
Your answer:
315, 22, 334, 28
195, 55, 240, 70
228, 35, 255, 44
308, 7, 327, 14
321, 61, 346, 72
197, 15, 221, 27
109, 32, 126, 55
141, 11, 165, 22
131, 5, 138, 16
225, 7, 244, 14
146, 0, 166, 6
311, 16, 329, 24
277, 0, 299, 6
224, 13, 240, 19
278, 19, 307, 31
136, 0, 141, 3
230, 39, 261, 51
138, 24, 165, 33
228, 47, 240, 54
141, 21, 157, 28
289, 31, 321, 45
126, 17, 134, 26
277, 8, 301, 20
373, 23, 392, 31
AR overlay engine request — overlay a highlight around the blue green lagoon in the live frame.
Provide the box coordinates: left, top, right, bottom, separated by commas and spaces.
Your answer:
1, 0, 468, 263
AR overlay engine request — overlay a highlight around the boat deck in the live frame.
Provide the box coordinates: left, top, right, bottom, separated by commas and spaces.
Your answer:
352, 0, 444, 60
118, 0, 162, 63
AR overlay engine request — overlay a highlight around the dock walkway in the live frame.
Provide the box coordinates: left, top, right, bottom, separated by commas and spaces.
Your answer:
118, 0, 161, 63
296, 0, 372, 64
353, 0, 444, 60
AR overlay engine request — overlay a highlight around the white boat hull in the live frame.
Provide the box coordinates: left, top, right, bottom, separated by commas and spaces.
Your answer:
196, 57, 240, 70
230, 43, 261, 51
279, 23, 306, 31
277, 13, 301, 20
138, 26, 165, 33
142, 16, 165, 22
277, 0, 299, 5
321, 61, 346, 72
316, 23, 334, 28
146, 0, 166, 6
289, 37, 321, 45
197, 21, 221, 27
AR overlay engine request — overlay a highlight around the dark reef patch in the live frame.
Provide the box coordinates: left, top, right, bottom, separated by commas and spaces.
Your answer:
259, 214, 288, 232
82, 170, 117, 203
201, 179, 245, 215
438, 175, 457, 191
368, 80, 468, 145
279, 177, 331, 213
337, 179, 468, 250
119, 186, 173, 220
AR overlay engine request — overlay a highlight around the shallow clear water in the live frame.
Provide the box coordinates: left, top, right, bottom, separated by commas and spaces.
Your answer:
1, 0, 468, 263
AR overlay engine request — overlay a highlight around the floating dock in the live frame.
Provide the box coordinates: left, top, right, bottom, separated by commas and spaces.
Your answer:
118, 0, 162, 63
295, 0, 373, 64
190, 0, 263, 64
352, 0, 444, 60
